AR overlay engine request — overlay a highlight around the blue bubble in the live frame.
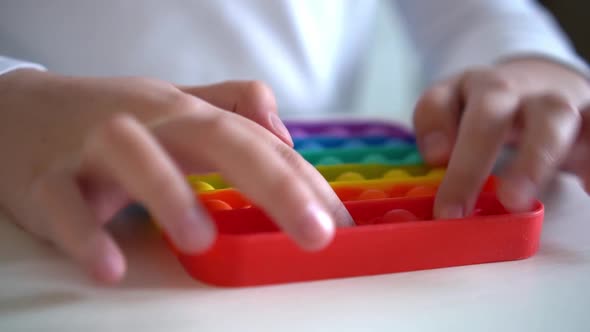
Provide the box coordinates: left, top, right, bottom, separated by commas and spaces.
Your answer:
296, 141, 324, 151
341, 139, 367, 149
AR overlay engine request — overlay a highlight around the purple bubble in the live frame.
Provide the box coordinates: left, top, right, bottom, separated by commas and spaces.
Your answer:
321, 127, 351, 136
288, 128, 309, 138
362, 127, 392, 136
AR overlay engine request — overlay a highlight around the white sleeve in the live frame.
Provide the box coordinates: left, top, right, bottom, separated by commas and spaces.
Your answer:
394, 0, 590, 82
0, 55, 46, 76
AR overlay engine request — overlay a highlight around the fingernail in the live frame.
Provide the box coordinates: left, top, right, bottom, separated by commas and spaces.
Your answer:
175, 207, 216, 253
297, 203, 335, 251
438, 204, 464, 219
499, 176, 537, 212
269, 113, 294, 146
422, 132, 451, 164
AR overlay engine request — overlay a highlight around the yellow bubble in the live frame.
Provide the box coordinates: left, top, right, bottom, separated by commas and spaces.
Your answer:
382, 169, 409, 179
427, 169, 446, 178
190, 181, 215, 192
335, 172, 365, 182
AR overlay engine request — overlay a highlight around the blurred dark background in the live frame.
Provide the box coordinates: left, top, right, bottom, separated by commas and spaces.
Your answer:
540, 1, 590, 62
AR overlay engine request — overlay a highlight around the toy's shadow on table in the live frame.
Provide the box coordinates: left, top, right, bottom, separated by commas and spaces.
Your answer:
108, 206, 207, 289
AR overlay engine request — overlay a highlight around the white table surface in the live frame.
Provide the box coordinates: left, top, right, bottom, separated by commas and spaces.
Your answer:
1, 171, 590, 331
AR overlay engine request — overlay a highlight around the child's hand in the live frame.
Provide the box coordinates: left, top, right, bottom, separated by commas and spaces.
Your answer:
413, 58, 590, 218
0, 70, 352, 283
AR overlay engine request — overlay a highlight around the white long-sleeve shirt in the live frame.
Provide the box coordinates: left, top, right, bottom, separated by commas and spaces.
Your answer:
0, 0, 587, 113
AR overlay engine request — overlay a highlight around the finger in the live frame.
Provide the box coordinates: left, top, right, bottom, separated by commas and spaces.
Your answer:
81, 113, 215, 254
497, 94, 580, 212
31, 169, 126, 284
562, 104, 590, 175
413, 78, 462, 165
180, 80, 293, 146
577, 106, 590, 193
561, 103, 590, 191
153, 110, 343, 250
434, 71, 520, 218
271, 142, 355, 228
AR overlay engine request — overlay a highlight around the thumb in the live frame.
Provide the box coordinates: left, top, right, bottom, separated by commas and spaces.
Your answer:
179, 80, 293, 146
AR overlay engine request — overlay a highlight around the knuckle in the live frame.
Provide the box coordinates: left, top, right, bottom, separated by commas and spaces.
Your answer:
536, 93, 578, 118
531, 145, 560, 166
462, 68, 488, 80
484, 74, 514, 93
145, 171, 179, 199
267, 170, 299, 197
415, 85, 449, 113
470, 90, 517, 120
274, 142, 306, 170
463, 69, 515, 95
244, 80, 272, 98
89, 113, 136, 150
524, 146, 560, 182
241, 80, 277, 110
198, 111, 230, 136
125, 78, 195, 115
153, 89, 195, 114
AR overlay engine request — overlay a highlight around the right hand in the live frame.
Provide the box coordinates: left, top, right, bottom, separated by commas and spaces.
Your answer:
0, 69, 353, 284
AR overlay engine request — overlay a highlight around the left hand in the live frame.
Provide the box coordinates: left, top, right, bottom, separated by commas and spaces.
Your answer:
412, 57, 590, 218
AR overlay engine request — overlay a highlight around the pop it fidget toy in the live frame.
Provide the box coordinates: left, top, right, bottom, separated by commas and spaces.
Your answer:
165, 120, 544, 287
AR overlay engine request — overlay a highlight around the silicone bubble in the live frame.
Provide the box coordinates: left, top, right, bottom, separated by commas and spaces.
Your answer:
374, 209, 420, 224
203, 199, 233, 211
362, 127, 391, 136
357, 189, 389, 201
288, 128, 309, 138
341, 139, 367, 149
382, 169, 409, 179
362, 154, 389, 164
401, 151, 422, 164
191, 181, 215, 192
405, 186, 437, 197
322, 127, 350, 136
296, 141, 324, 150
316, 156, 343, 165
335, 172, 366, 182
427, 169, 446, 177
384, 139, 406, 147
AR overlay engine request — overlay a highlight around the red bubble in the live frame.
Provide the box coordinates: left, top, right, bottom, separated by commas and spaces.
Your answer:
405, 185, 437, 197
373, 209, 419, 224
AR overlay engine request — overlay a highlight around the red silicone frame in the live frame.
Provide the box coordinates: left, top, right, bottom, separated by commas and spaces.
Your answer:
170, 194, 543, 287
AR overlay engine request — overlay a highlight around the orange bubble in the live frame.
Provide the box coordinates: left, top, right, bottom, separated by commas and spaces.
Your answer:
357, 189, 389, 201
334, 187, 363, 201
405, 185, 437, 197
203, 199, 233, 211
386, 185, 410, 198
